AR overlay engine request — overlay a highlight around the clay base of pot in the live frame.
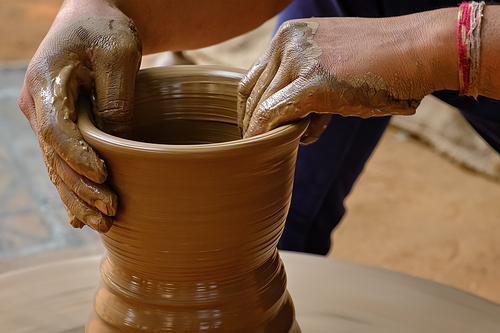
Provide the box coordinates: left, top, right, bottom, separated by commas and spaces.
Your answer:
86, 296, 301, 333
86, 250, 301, 333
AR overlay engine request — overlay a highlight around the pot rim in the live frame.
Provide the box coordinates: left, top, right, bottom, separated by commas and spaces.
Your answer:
77, 65, 309, 154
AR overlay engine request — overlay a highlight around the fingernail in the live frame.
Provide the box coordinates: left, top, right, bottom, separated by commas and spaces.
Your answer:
66, 210, 84, 229
85, 215, 113, 233
99, 216, 114, 233
87, 168, 107, 184
94, 199, 109, 215
70, 218, 84, 229
83, 159, 107, 184
85, 215, 100, 231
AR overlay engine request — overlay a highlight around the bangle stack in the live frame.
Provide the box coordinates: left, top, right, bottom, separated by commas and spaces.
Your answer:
457, 1, 485, 97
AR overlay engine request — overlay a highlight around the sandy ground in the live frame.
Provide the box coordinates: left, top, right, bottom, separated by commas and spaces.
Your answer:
2, 0, 500, 305
0, 0, 61, 63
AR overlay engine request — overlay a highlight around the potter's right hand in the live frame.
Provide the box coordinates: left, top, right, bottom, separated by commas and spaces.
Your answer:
238, 12, 461, 143
18, 0, 142, 232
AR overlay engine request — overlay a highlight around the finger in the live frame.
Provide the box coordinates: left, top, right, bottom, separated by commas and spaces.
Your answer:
300, 113, 332, 145
244, 77, 315, 138
44, 142, 117, 216
30, 57, 110, 184
237, 57, 270, 132
237, 30, 285, 134
242, 60, 283, 133
51, 170, 113, 233
64, 206, 85, 229
91, 18, 142, 137
37, 84, 108, 184
38, 126, 112, 232
241, 45, 288, 135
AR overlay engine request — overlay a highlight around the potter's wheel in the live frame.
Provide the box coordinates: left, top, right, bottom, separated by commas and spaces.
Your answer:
1, 252, 499, 333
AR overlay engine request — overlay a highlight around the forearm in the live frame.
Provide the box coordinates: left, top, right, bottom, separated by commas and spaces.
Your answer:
53, 0, 289, 54
115, 0, 291, 54
477, 5, 500, 99
414, 4, 500, 100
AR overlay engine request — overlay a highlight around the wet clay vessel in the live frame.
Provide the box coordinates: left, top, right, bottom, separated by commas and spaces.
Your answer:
77, 66, 308, 332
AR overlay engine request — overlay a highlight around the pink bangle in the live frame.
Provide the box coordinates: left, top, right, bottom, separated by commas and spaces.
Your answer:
457, 1, 485, 97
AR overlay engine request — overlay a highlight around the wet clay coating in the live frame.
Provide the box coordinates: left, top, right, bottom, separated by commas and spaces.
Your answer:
77, 66, 309, 332
18, 14, 142, 231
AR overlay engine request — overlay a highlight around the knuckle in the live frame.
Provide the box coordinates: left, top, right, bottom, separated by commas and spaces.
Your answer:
39, 120, 57, 143
18, 91, 33, 118
277, 20, 302, 36
76, 18, 140, 61
237, 77, 251, 96
253, 107, 271, 125
95, 100, 133, 122
43, 146, 57, 166
49, 172, 65, 195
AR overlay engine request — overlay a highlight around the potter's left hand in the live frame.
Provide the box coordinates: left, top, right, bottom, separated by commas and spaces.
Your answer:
238, 14, 458, 143
18, 0, 142, 232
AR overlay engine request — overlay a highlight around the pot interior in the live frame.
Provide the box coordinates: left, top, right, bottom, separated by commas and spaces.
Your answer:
130, 113, 242, 145
129, 66, 243, 145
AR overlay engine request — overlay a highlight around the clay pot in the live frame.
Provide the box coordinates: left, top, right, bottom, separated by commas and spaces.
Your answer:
77, 66, 308, 332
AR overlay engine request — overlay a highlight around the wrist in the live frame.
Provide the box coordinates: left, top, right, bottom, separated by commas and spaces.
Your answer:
414, 7, 460, 94
362, 9, 459, 101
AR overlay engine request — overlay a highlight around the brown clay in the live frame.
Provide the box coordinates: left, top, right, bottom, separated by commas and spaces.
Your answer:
77, 66, 308, 332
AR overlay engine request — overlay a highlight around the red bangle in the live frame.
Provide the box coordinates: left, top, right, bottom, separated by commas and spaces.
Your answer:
457, 2, 472, 95
457, 1, 485, 97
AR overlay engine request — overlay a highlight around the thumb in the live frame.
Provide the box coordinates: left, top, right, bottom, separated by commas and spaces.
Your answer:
91, 18, 142, 137
300, 113, 332, 145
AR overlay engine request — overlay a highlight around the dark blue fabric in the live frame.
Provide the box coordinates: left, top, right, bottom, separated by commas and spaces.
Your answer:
433, 91, 500, 153
277, 0, 500, 255
280, 115, 390, 254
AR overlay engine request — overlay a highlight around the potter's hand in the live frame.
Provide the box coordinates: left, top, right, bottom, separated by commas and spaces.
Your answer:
238, 15, 454, 144
18, 2, 141, 232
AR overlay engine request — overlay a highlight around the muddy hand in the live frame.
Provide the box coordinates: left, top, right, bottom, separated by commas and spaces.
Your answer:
238, 17, 437, 143
18, 5, 141, 232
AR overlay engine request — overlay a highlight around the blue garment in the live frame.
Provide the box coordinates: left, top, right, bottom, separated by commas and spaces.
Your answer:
278, 0, 500, 255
